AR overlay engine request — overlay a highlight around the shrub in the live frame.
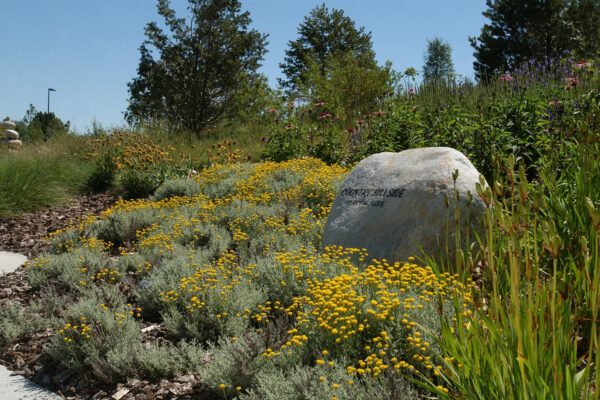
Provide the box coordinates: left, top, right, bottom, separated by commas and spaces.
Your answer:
91, 210, 155, 250
118, 169, 160, 199
153, 178, 202, 201
86, 153, 116, 193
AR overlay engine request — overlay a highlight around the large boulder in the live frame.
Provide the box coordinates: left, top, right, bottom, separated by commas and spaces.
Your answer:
1, 129, 19, 140
7, 139, 22, 147
322, 147, 487, 263
0, 121, 16, 130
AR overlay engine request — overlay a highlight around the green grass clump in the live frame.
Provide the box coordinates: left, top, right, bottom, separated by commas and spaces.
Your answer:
0, 140, 91, 217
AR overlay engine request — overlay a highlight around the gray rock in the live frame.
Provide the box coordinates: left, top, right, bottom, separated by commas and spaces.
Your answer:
0, 121, 16, 130
322, 147, 487, 264
138, 280, 152, 289
1, 129, 19, 140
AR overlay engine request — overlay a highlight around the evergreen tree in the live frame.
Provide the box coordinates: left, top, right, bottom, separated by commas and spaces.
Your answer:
470, 0, 573, 80
567, 0, 600, 58
279, 3, 375, 93
422, 37, 455, 83
126, 0, 268, 132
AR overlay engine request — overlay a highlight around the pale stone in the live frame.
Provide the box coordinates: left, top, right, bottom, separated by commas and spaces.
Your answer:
322, 147, 487, 263
7, 139, 22, 147
1, 129, 19, 139
0, 364, 62, 399
0, 251, 27, 274
0, 121, 16, 129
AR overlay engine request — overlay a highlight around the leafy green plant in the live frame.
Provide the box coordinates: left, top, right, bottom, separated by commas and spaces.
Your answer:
416, 157, 600, 399
118, 169, 161, 199
86, 153, 116, 193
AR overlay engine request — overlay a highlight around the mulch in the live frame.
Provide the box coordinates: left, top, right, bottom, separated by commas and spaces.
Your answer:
0, 193, 118, 258
0, 194, 211, 399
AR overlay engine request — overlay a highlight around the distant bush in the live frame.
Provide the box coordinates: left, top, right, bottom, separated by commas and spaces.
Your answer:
153, 178, 202, 201
86, 154, 116, 193
118, 169, 161, 199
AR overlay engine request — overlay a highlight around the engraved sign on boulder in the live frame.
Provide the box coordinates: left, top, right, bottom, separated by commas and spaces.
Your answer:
323, 147, 487, 263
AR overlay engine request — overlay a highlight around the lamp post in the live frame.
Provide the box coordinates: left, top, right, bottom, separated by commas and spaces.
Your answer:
47, 88, 56, 114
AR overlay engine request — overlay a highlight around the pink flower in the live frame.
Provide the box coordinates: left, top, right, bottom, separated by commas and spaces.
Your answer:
356, 120, 364, 125
287, 103, 296, 108
317, 113, 331, 120
267, 108, 278, 114
574, 61, 591, 69
284, 124, 293, 130
306, 134, 312, 139
565, 76, 579, 86
499, 74, 513, 81
313, 102, 325, 107
364, 114, 372, 119
372, 111, 384, 116
408, 89, 416, 94
261, 137, 269, 143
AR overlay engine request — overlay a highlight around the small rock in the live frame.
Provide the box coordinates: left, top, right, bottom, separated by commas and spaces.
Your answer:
138, 280, 152, 289
0, 121, 16, 129
141, 324, 160, 333
0, 288, 13, 297
112, 388, 130, 400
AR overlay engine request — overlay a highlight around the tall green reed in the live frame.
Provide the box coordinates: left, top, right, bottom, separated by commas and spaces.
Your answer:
417, 153, 599, 399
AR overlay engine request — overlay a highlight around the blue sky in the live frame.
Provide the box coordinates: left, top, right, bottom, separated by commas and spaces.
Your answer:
1, 1, 487, 132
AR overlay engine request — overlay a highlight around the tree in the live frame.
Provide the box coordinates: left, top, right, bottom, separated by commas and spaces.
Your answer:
279, 3, 375, 93
126, 0, 268, 132
470, 0, 574, 80
11, 104, 70, 142
298, 52, 394, 121
567, 0, 600, 58
422, 37, 455, 83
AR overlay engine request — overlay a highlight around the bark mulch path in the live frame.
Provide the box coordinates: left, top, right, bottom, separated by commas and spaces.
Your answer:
0, 194, 210, 399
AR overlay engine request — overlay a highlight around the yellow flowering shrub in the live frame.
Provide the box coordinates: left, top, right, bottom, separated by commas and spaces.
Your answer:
32, 157, 476, 394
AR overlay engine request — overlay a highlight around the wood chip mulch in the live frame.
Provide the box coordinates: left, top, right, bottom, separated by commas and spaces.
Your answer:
0, 193, 118, 258
0, 194, 212, 399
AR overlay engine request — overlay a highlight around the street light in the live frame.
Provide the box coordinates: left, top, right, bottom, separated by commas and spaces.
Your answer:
47, 88, 56, 114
